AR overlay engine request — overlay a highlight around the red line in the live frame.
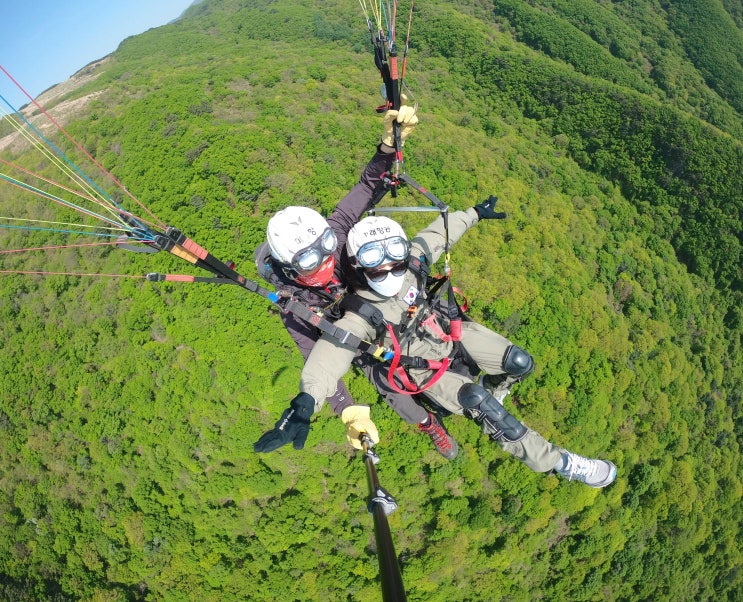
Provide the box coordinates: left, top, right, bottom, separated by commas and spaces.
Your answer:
392, 0, 398, 42
0, 158, 102, 204
401, 0, 414, 80
0, 241, 122, 254
0, 64, 166, 229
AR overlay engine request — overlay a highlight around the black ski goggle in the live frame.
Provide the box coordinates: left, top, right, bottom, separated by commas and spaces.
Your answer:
291, 228, 337, 273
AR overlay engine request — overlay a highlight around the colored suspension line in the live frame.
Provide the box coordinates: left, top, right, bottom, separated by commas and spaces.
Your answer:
0, 64, 165, 230
0, 157, 115, 209
0, 94, 123, 218
0, 172, 129, 228
0, 269, 146, 279
0, 66, 168, 262
0, 131, 127, 223
0, 240, 134, 255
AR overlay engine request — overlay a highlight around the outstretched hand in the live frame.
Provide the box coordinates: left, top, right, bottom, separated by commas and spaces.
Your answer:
254, 393, 315, 453
474, 195, 507, 220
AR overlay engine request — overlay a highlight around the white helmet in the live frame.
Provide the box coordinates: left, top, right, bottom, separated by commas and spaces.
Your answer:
347, 216, 410, 296
267, 206, 337, 286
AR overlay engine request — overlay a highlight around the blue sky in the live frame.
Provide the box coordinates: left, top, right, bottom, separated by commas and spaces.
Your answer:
0, 1, 196, 109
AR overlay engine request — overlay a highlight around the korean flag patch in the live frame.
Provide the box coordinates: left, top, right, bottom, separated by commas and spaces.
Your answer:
403, 285, 419, 306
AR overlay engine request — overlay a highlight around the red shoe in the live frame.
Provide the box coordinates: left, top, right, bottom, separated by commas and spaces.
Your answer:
419, 413, 459, 459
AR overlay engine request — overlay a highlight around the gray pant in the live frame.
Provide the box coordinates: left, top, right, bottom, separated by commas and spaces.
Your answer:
378, 320, 563, 472
359, 363, 430, 424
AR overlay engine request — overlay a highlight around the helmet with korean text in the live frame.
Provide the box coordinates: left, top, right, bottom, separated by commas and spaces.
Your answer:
267, 206, 338, 286
347, 215, 410, 296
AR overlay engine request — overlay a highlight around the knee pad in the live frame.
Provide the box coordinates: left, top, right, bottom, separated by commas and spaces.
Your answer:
503, 345, 534, 378
457, 383, 527, 443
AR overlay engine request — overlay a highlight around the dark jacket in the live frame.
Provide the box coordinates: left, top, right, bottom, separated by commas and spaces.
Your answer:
254, 146, 395, 413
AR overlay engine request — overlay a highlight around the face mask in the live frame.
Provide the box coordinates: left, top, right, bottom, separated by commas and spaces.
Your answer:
295, 255, 336, 287
365, 269, 405, 297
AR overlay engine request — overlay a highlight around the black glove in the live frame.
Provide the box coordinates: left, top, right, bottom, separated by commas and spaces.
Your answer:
474, 195, 507, 220
254, 392, 315, 453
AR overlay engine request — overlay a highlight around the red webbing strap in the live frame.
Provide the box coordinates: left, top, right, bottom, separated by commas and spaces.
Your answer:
452, 286, 469, 313
385, 324, 450, 395
420, 314, 452, 343
445, 279, 462, 341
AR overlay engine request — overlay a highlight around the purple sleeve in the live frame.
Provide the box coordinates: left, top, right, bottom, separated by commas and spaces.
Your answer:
328, 146, 394, 261
264, 147, 394, 416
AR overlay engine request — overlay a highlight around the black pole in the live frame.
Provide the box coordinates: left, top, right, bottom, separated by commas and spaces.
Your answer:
360, 436, 407, 602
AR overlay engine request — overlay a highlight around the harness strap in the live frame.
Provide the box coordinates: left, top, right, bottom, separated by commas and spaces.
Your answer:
424, 273, 463, 343
394, 255, 430, 340
407, 255, 430, 280
340, 294, 386, 330
283, 297, 391, 360
385, 323, 450, 395
420, 314, 452, 343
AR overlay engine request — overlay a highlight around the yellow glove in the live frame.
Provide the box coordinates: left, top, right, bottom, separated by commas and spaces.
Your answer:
341, 405, 380, 450
382, 103, 419, 147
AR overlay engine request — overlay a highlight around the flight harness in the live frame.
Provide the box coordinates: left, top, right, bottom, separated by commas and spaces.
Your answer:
145, 225, 464, 396
339, 254, 468, 396
357, 2, 472, 393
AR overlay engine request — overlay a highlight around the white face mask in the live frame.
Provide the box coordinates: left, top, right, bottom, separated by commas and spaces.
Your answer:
365, 270, 406, 297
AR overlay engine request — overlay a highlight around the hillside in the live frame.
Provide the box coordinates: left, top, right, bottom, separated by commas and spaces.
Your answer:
0, 0, 741, 600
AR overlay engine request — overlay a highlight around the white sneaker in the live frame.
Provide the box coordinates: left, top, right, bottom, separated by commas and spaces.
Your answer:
556, 452, 617, 488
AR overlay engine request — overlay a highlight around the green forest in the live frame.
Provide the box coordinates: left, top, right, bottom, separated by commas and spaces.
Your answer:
0, 0, 741, 600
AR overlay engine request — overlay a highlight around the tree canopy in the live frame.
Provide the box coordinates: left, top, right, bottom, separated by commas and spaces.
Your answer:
0, 0, 740, 600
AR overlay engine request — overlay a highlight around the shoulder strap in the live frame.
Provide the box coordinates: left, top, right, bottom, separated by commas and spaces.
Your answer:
340, 294, 386, 331
282, 297, 392, 361
407, 255, 430, 281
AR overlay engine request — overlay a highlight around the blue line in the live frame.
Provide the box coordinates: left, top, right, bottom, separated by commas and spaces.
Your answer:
0, 92, 122, 210
0, 173, 127, 227
0, 223, 126, 238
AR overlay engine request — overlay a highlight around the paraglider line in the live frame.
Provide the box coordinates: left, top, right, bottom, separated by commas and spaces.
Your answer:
0, 64, 166, 229
0, 240, 130, 254
0, 269, 146, 279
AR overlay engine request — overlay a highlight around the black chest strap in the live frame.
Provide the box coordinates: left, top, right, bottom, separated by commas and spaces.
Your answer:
340, 294, 386, 331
